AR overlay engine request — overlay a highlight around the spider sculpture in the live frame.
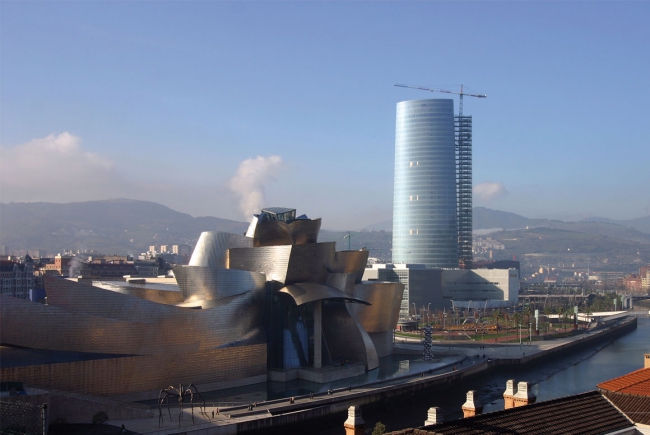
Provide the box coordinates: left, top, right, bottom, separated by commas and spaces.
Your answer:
158, 383, 206, 427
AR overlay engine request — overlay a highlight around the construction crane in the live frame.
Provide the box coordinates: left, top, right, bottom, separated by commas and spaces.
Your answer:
394, 83, 486, 267
394, 84, 486, 118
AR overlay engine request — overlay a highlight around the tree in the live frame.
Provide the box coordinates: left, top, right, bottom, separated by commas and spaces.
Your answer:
522, 306, 532, 325
491, 309, 504, 336
562, 309, 572, 332
372, 421, 386, 435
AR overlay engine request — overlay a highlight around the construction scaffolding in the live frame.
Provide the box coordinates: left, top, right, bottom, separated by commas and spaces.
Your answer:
456, 114, 473, 267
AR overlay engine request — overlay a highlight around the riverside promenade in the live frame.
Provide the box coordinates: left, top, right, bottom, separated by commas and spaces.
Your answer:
110, 315, 637, 435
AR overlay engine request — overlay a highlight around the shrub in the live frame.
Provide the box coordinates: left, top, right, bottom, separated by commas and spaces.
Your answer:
372, 421, 386, 435
92, 411, 108, 424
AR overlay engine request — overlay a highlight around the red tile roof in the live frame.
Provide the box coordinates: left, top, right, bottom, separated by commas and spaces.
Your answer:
597, 367, 650, 396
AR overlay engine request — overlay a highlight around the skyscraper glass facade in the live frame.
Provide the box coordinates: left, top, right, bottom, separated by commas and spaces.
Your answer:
392, 99, 459, 268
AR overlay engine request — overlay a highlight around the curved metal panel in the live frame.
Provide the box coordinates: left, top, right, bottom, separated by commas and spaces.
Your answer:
252, 221, 293, 247
325, 273, 357, 295
321, 301, 379, 370
189, 231, 253, 268
285, 242, 336, 284
347, 282, 404, 333
288, 218, 321, 245
0, 277, 267, 356
279, 283, 370, 306
173, 266, 266, 302
228, 245, 292, 283
92, 282, 184, 305
252, 218, 321, 247
332, 250, 369, 283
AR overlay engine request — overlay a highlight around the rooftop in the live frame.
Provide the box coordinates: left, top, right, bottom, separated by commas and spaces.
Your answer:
385, 391, 632, 435
598, 365, 650, 425
597, 367, 650, 396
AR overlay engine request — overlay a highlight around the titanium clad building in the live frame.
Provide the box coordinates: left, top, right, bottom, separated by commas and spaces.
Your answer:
393, 99, 459, 268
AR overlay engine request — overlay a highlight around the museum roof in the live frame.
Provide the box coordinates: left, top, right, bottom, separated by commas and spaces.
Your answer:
385, 391, 632, 435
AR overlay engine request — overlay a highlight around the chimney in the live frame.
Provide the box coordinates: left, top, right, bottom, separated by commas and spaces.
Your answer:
462, 391, 483, 418
513, 381, 536, 407
645, 354, 650, 369
344, 406, 365, 435
503, 379, 517, 409
424, 407, 443, 426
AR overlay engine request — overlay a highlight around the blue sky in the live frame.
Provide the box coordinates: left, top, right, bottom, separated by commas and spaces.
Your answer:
1, 1, 648, 230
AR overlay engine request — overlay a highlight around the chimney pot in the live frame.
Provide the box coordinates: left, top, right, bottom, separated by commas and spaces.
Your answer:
644, 354, 650, 369
513, 381, 537, 407
503, 379, 517, 409
344, 406, 365, 435
425, 407, 443, 426
462, 391, 483, 418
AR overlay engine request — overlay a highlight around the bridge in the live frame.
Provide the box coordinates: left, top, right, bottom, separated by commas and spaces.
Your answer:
621, 295, 650, 309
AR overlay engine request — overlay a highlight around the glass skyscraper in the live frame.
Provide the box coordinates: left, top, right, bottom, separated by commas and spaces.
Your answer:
392, 99, 459, 268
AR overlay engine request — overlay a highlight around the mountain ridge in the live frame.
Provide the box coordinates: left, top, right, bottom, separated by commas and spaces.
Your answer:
2, 200, 649, 259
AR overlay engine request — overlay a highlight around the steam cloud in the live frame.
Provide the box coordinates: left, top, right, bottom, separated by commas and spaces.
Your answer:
228, 155, 283, 218
473, 182, 508, 201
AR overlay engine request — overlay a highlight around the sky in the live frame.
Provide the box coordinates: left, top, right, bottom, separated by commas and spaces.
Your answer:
1, 1, 649, 230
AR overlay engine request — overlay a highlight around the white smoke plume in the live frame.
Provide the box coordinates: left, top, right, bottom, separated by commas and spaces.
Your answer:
228, 155, 283, 218
473, 182, 508, 201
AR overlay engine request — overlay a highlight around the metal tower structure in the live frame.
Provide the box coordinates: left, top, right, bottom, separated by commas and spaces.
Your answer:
394, 84, 486, 267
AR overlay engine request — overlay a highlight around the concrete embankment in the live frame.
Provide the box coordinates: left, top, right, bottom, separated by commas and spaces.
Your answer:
116, 315, 638, 434
493, 315, 637, 366
232, 316, 638, 434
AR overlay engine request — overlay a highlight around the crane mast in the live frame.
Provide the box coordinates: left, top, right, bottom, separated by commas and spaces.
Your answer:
394, 84, 486, 268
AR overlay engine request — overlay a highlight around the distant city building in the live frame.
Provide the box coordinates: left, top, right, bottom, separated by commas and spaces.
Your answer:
42, 255, 78, 276
0, 255, 35, 299
364, 264, 519, 318
623, 275, 643, 293
592, 271, 626, 287
392, 99, 459, 269
172, 244, 191, 256
27, 249, 47, 258
82, 262, 137, 278
640, 265, 650, 291
133, 260, 159, 277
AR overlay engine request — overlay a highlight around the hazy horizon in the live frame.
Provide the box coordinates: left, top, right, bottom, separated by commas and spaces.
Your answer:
2, 198, 648, 233
2, 2, 648, 230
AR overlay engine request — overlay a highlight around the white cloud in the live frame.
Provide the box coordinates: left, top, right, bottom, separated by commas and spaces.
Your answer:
228, 155, 283, 219
473, 181, 508, 201
0, 132, 129, 203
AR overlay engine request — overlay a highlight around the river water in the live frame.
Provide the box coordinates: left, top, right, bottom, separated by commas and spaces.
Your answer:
260, 312, 650, 434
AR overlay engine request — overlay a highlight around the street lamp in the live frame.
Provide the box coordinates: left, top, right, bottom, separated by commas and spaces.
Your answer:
529, 322, 532, 345
519, 323, 522, 345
